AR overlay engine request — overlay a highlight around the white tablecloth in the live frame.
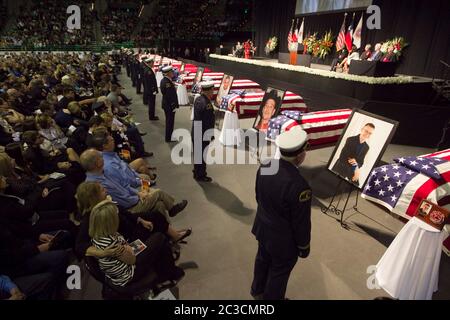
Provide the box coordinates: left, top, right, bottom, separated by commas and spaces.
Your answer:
176, 84, 189, 106
375, 217, 445, 300
156, 72, 163, 88
219, 111, 242, 146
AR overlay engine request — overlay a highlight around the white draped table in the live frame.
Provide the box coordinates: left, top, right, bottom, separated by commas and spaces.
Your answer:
375, 217, 447, 300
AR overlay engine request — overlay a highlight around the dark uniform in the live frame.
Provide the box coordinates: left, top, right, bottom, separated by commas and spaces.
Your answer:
191, 93, 215, 179
130, 56, 138, 87
251, 159, 312, 300
160, 75, 179, 142
136, 60, 144, 94
143, 63, 158, 119
331, 134, 369, 184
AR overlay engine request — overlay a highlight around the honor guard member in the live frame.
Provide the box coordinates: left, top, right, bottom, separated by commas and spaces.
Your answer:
124, 50, 131, 77
143, 58, 159, 121
130, 54, 138, 88
251, 126, 312, 300
192, 81, 215, 182
160, 66, 179, 142
142, 59, 149, 105
136, 56, 144, 95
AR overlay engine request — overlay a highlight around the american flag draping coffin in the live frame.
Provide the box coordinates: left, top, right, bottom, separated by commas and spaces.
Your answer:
361, 149, 450, 255
219, 91, 308, 119
178, 72, 225, 89
191, 79, 261, 97
266, 109, 352, 147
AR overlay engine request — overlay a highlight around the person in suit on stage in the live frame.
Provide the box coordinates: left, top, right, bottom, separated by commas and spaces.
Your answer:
381, 45, 398, 63
160, 66, 179, 142
332, 123, 375, 184
360, 44, 372, 60
143, 58, 159, 121
251, 127, 312, 300
192, 81, 216, 182
369, 43, 383, 61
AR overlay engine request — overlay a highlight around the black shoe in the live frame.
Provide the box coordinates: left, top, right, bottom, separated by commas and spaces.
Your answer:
195, 176, 212, 182
168, 200, 188, 217
175, 228, 192, 244
141, 151, 153, 157
149, 116, 159, 121
139, 132, 147, 137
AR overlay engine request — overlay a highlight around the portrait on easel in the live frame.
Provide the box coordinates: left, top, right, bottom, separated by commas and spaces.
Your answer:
193, 67, 205, 86
327, 110, 398, 189
252, 87, 285, 134
215, 74, 234, 106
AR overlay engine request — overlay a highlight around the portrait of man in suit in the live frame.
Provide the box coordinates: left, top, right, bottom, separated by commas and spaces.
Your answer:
331, 123, 375, 185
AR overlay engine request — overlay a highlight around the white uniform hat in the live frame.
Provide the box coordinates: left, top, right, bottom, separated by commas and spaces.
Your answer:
145, 57, 154, 63
201, 81, 215, 90
276, 126, 308, 156
162, 65, 173, 73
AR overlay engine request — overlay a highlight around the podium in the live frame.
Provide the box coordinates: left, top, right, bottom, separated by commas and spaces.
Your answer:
278, 53, 311, 67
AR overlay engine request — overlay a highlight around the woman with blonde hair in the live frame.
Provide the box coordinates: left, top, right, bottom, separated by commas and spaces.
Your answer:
75, 182, 190, 260
89, 200, 185, 287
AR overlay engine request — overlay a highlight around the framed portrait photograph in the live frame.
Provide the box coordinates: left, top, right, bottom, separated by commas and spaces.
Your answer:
193, 67, 205, 86
327, 109, 399, 190
252, 87, 285, 134
215, 74, 234, 107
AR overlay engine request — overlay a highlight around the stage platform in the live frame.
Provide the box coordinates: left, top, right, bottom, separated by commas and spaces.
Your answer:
209, 54, 436, 105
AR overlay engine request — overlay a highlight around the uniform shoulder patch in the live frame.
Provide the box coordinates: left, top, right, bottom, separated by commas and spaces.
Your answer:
299, 189, 312, 202
166, 83, 171, 88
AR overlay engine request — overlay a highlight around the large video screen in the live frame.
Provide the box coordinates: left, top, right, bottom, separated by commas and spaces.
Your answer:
295, 0, 373, 15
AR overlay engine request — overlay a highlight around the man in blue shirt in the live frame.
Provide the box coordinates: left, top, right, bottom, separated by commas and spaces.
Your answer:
80, 148, 187, 218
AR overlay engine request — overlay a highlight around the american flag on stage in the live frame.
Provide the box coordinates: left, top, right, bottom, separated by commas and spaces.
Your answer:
281, 110, 303, 121
336, 14, 347, 52
267, 115, 299, 141
345, 13, 355, 51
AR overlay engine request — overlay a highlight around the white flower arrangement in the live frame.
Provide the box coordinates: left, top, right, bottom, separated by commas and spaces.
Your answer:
209, 54, 414, 84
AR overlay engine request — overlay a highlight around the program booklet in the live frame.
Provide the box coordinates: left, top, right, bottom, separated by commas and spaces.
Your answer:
415, 199, 450, 231
130, 239, 147, 256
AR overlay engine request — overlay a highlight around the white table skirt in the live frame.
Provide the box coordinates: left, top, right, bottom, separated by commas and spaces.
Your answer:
375, 217, 445, 300
219, 111, 242, 146
176, 84, 189, 106
156, 72, 163, 88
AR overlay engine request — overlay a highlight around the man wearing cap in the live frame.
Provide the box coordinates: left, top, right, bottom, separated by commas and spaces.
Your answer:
192, 81, 216, 182
143, 58, 159, 121
251, 127, 312, 300
160, 66, 179, 142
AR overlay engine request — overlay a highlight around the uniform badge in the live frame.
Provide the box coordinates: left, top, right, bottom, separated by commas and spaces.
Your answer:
166, 83, 171, 88
299, 190, 312, 202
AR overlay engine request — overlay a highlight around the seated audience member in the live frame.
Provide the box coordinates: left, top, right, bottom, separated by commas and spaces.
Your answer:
80, 149, 188, 218
0, 275, 25, 300
360, 44, 372, 60
21, 130, 85, 185
89, 200, 185, 287
369, 43, 383, 61
0, 151, 76, 214
0, 222, 69, 300
330, 49, 348, 72
90, 127, 155, 178
99, 111, 151, 159
339, 45, 360, 73
75, 182, 191, 260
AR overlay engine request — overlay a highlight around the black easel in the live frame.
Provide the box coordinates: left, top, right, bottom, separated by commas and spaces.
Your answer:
321, 179, 360, 229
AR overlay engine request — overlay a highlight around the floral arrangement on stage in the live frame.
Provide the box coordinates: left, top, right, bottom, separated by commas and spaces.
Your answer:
209, 54, 414, 85
315, 31, 334, 60
302, 33, 318, 55
381, 37, 408, 57
264, 36, 278, 55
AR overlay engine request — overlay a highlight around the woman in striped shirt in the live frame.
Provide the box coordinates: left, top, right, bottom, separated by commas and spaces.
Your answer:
89, 200, 184, 287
